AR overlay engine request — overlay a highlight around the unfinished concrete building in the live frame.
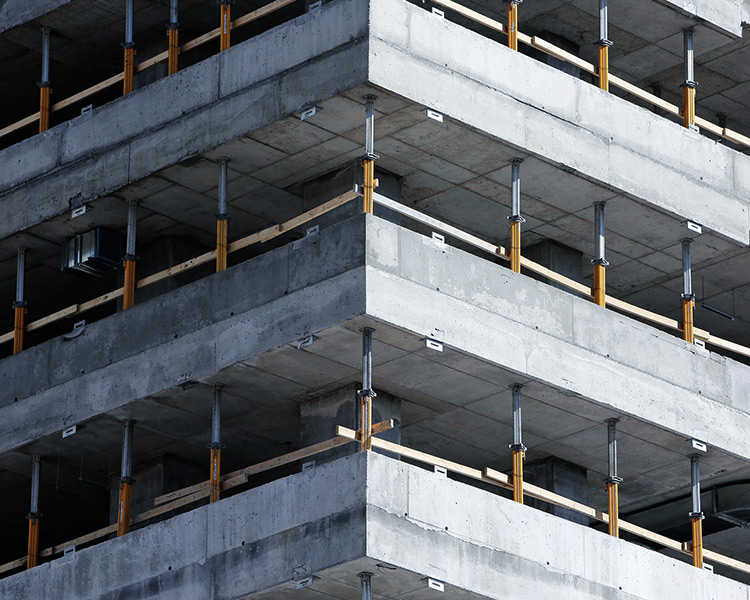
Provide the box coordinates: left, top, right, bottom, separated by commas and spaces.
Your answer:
2, 0, 750, 597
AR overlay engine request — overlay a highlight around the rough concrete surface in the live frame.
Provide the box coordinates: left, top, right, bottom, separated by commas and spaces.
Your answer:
2, 452, 747, 599
3, 215, 750, 467
2, 0, 749, 244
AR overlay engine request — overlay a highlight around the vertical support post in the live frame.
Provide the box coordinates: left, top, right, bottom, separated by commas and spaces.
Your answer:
508, 158, 524, 274
39, 28, 52, 133
26, 455, 42, 569
682, 28, 697, 129
13, 247, 26, 355
592, 202, 608, 307
216, 158, 229, 273
681, 238, 694, 344
122, 201, 138, 311
117, 420, 135, 537
219, 1, 234, 52
597, 0, 612, 92
358, 328, 375, 451
359, 572, 373, 600
361, 95, 378, 214
167, 0, 179, 75
506, 0, 521, 51
123, 0, 135, 95
209, 385, 223, 503
510, 384, 526, 504
690, 454, 704, 568
605, 418, 623, 538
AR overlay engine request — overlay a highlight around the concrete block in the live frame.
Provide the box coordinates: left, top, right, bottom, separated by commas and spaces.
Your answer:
0, 128, 60, 194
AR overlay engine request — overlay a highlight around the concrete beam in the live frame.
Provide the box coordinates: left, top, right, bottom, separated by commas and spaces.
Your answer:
3, 215, 750, 467
2, 453, 746, 599
0, 0, 370, 239
2, 0, 749, 246
368, 0, 750, 244
0, 0, 73, 35
659, 0, 744, 36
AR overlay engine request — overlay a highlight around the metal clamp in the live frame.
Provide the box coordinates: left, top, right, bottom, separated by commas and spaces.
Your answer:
509, 443, 527, 452
604, 475, 623, 485
357, 388, 377, 398
119, 476, 136, 485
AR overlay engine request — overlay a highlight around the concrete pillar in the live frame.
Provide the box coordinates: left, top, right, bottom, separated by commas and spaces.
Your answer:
525, 457, 589, 525
302, 163, 402, 230
525, 240, 584, 294
300, 383, 401, 463
109, 454, 204, 527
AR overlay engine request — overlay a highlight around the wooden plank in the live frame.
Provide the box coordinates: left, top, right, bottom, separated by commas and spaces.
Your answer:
26, 305, 80, 332
230, 190, 358, 252
704, 548, 750, 575
41, 522, 117, 557
520, 257, 592, 296
609, 75, 680, 117
705, 335, 750, 359
155, 435, 356, 506
364, 434, 485, 481
233, 0, 300, 28
605, 296, 682, 331
79, 288, 124, 312
618, 520, 685, 553
723, 128, 750, 148
135, 50, 170, 73
430, 0, 506, 35
0, 113, 38, 138
531, 37, 596, 76
137, 250, 217, 288
52, 73, 124, 112
0, 331, 14, 344
0, 556, 26, 575
373, 193, 506, 258
694, 116, 725, 137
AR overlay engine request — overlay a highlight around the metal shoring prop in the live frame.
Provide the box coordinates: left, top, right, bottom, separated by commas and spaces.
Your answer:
39, 28, 52, 132
682, 28, 697, 129
682, 238, 695, 343
689, 454, 704, 568
13, 247, 26, 354
219, 0, 235, 51
359, 572, 373, 600
167, 0, 180, 75
508, 158, 524, 274
216, 158, 230, 272
510, 384, 526, 504
605, 419, 623, 537
361, 96, 378, 214
592, 202, 608, 307
209, 385, 223, 503
506, 0, 522, 51
597, 0, 612, 91
358, 328, 376, 451
116, 420, 135, 536
122, 201, 138, 310
26, 455, 42, 569
123, 0, 136, 95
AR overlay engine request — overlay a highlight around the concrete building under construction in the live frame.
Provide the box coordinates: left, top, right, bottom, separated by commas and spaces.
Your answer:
2, 0, 750, 598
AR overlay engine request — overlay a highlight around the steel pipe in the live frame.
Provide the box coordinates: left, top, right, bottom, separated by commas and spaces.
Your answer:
123, 0, 135, 95
682, 28, 697, 128
506, 0, 521, 51
219, 0, 234, 51
510, 384, 526, 504
682, 239, 694, 343
359, 328, 375, 451
216, 158, 229, 272
167, 0, 180, 75
39, 28, 52, 132
690, 454, 704, 568
508, 158, 524, 273
117, 420, 135, 536
123, 201, 138, 310
210, 385, 223, 503
13, 247, 27, 354
592, 202, 608, 307
362, 96, 377, 214
359, 572, 373, 600
605, 418, 622, 537
26, 455, 42, 569
597, 0, 612, 91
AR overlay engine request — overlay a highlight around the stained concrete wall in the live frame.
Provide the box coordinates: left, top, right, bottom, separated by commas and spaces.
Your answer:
368, 0, 750, 244
4, 214, 750, 466
3, 452, 746, 599
2, 0, 749, 244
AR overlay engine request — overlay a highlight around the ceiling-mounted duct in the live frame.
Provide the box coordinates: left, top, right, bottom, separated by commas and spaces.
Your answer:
61, 228, 122, 277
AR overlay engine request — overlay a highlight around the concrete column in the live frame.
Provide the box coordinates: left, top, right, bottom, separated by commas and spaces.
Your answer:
525, 457, 589, 525
300, 383, 401, 463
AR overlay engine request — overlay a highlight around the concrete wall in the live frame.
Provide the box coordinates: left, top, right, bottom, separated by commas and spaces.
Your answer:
0, 215, 369, 455
368, 0, 750, 244
3, 0, 749, 244
660, 0, 744, 36
4, 214, 750, 466
0, 0, 370, 239
0, 0, 73, 34
364, 215, 750, 462
3, 452, 746, 599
